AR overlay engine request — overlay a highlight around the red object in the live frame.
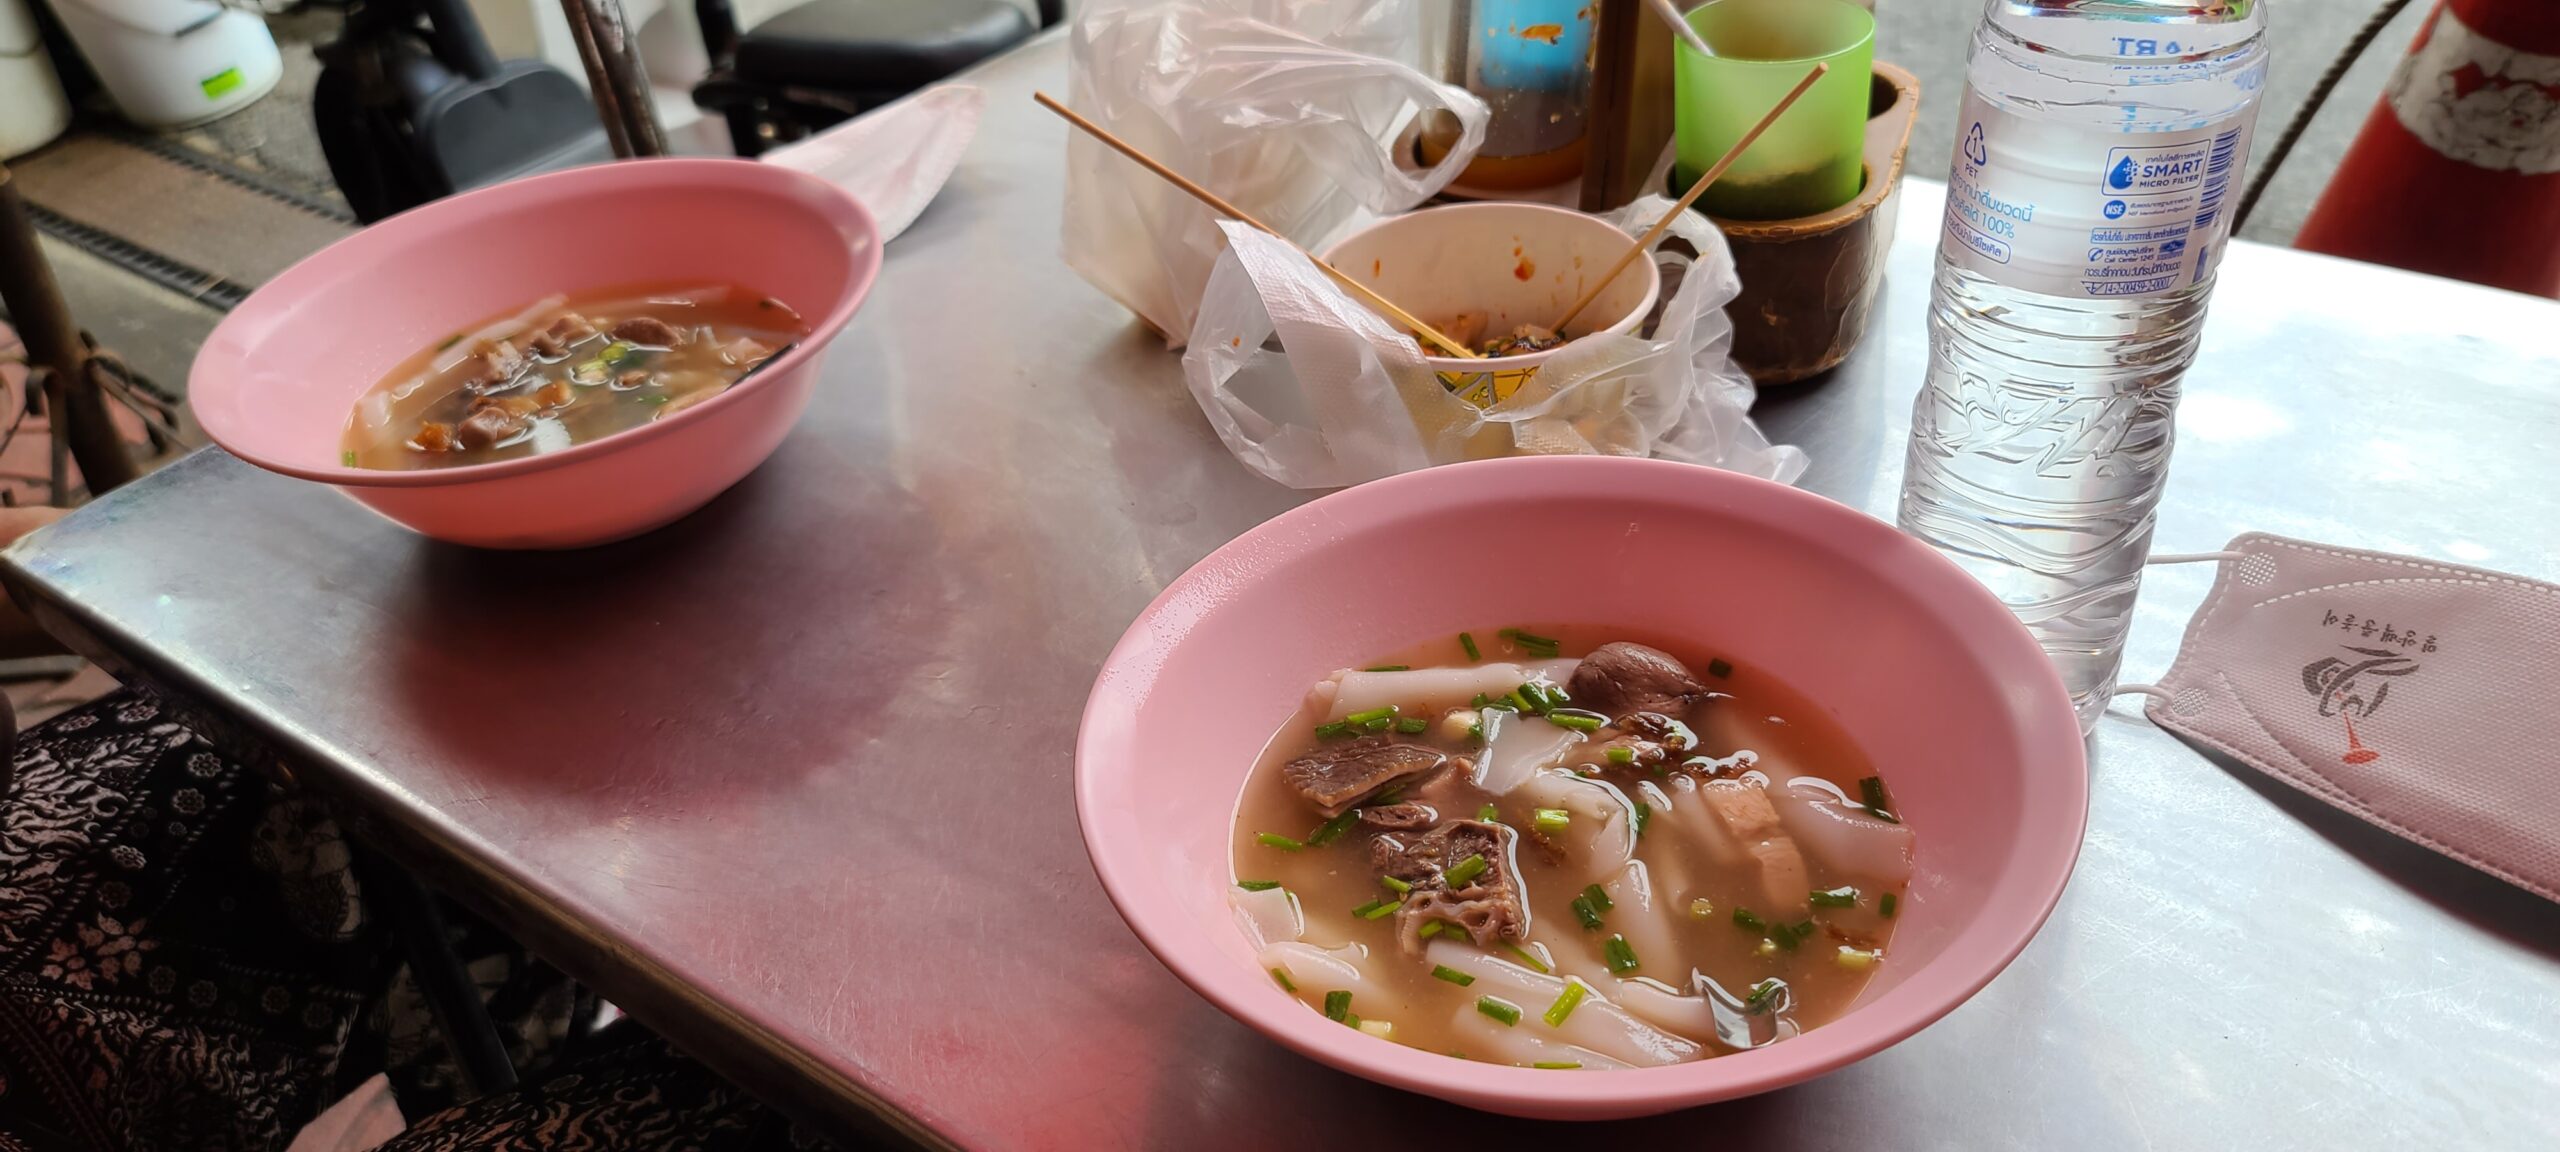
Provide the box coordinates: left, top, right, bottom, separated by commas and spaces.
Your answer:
2294, 0, 2560, 298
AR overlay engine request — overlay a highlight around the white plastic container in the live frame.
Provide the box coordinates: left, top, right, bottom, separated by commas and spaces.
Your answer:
0, 0, 70, 156
48, 0, 282, 128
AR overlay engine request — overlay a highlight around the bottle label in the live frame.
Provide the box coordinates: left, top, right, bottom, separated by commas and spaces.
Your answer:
1941, 88, 2254, 298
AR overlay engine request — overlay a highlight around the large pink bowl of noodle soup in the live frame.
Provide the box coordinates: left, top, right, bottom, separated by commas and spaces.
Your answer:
189, 158, 880, 549
1075, 455, 2086, 1119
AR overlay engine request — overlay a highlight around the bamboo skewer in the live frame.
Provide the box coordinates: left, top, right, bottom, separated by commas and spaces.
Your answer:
1549, 61, 1829, 334
1034, 91, 1483, 359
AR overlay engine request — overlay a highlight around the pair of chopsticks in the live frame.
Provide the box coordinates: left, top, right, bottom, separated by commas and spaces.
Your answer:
1034, 55, 1825, 355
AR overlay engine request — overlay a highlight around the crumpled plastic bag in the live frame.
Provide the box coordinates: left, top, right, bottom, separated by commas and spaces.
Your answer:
764, 83, 984, 243
1179, 198, 1811, 489
1062, 0, 1486, 346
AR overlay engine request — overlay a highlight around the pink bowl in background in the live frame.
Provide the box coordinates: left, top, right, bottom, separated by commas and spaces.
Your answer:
1076, 455, 2087, 1119
189, 158, 881, 549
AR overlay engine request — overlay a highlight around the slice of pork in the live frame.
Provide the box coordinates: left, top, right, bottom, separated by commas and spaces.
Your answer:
1279, 735, 1447, 817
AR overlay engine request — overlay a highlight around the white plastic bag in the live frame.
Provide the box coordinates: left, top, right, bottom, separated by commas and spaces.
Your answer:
763, 84, 983, 243
1179, 199, 1810, 489
1061, 0, 1486, 346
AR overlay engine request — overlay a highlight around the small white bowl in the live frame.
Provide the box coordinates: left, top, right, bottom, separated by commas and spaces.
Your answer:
1323, 202, 1662, 406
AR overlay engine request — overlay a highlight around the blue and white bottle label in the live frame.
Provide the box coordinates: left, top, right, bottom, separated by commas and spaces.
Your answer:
1940, 88, 2254, 298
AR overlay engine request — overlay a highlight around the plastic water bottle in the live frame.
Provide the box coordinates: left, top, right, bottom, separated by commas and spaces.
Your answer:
1900, 0, 2269, 732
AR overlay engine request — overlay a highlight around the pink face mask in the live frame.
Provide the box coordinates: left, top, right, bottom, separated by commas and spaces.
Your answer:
2139, 533, 2560, 904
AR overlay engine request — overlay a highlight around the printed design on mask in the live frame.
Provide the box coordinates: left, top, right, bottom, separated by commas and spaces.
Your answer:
2302, 644, 2421, 765
2317, 608, 2438, 652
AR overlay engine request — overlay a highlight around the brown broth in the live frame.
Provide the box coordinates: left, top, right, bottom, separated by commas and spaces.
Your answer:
1228, 626, 1910, 1068
341, 282, 808, 470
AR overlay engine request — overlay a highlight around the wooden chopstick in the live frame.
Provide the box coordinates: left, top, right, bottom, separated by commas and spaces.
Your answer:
1033, 91, 1483, 360
1549, 62, 1830, 334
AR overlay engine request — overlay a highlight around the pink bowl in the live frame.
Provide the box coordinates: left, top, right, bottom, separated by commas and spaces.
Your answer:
189, 159, 881, 549
1075, 456, 2086, 1119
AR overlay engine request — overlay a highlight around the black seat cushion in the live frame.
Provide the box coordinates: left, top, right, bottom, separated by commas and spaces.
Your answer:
734, 0, 1036, 94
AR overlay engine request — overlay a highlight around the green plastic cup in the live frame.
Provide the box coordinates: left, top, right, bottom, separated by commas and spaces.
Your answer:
1673, 0, 1876, 221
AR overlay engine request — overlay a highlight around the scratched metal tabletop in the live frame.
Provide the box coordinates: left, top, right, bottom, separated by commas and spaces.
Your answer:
7, 36, 2557, 1151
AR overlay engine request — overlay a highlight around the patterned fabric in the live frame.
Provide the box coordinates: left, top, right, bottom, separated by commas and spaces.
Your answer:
374, 1037, 785, 1152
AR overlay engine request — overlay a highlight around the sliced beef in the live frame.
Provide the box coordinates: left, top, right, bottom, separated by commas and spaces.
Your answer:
455, 406, 525, 450
611, 316, 684, 347
456, 340, 526, 390
1279, 735, 1446, 817
1359, 803, 1438, 831
1568, 643, 1707, 720
1373, 820, 1527, 953
531, 313, 597, 357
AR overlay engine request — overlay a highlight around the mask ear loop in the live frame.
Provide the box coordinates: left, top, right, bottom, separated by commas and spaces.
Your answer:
2109, 551, 2247, 700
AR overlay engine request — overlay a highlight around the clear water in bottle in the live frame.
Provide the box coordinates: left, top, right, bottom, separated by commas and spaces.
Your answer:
1901, 0, 2269, 732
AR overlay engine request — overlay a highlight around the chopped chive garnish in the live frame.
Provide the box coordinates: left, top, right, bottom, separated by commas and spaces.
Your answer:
1444, 854, 1489, 887
1532, 808, 1570, 835
1362, 716, 1395, 732
1236, 880, 1281, 891
1351, 897, 1391, 918
1543, 980, 1587, 1026
1324, 990, 1352, 1022
1688, 898, 1714, 919
1707, 658, 1734, 679
1381, 875, 1414, 895
1480, 695, 1519, 713
1881, 892, 1899, 918
1546, 711, 1605, 732
1373, 786, 1405, 805
1357, 1018, 1393, 1038
1732, 907, 1766, 931
1476, 996, 1522, 1026
1569, 895, 1603, 930
1313, 720, 1352, 739
1603, 935, 1640, 973
1467, 722, 1484, 741
1365, 665, 1410, 672
1810, 886, 1860, 908
1836, 946, 1878, 971
1772, 920, 1814, 950
1257, 832, 1306, 852
1270, 967, 1295, 991
1500, 627, 1560, 649
1507, 689, 1540, 715
1476, 803, 1500, 822
1581, 884, 1615, 913
1859, 776, 1900, 823
1459, 632, 1481, 661
1532, 1061, 1581, 1070
1503, 943, 1552, 973
1633, 802, 1651, 837
1341, 1013, 1362, 1028
1344, 705, 1399, 725
1430, 964, 1476, 987
1745, 978, 1783, 1014
1360, 899, 1401, 920
340, 450, 359, 466
1606, 745, 1636, 765
1395, 716, 1429, 734
1306, 811, 1361, 846
434, 331, 465, 351
1418, 920, 1445, 940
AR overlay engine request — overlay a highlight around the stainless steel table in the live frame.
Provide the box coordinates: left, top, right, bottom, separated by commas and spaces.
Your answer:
10, 36, 2559, 1151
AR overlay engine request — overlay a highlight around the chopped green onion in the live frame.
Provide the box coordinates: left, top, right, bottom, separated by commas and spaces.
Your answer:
1532, 808, 1571, 835
1859, 776, 1900, 824
1603, 935, 1640, 974
1569, 895, 1604, 930
1342, 1013, 1362, 1028
1312, 720, 1352, 739
1810, 886, 1861, 908
1381, 876, 1414, 895
1502, 943, 1552, 973
1444, 854, 1489, 887
434, 331, 465, 351
1351, 898, 1399, 920
340, 450, 360, 466
1395, 716, 1429, 734
1542, 980, 1587, 1026
1306, 811, 1361, 846
1546, 710, 1605, 732
1507, 688, 1540, 715
1324, 990, 1352, 1022
1836, 946, 1878, 971
1755, 938, 1779, 956
1362, 716, 1394, 732
1344, 705, 1399, 725
1236, 880, 1281, 892
1459, 632, 1481, 661
1476, 803, 1500, 822
1270, 967, 1296, 991
1480, 695, 1520, 713
1500, 627, 1561, 650
1606, 745, 1636, 765
1772, 920, 1814, 950
1688, 898, 1714, 919
1467, 722, 1484, 741
1581, 884, 1615, 913
1880, 892, 1899, 918
1532, 1061, 1581, 1070
1476, 996, 1522, 1026
1372, 786, 1405, 805
1633, 802, 1651, 838
1707, 658, 1735, 679
1365, 665, 1411, 672
1417, 920, 1446, 941
1357, 1018, 1394, 1039
1257, 832, 1306, 852
1732, 907, 1766, 931
1744, 978, 1783, 1014
1430, 964, 1476, 987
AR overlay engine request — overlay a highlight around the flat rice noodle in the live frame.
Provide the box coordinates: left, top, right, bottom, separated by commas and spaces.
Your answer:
1231, 886, 1304, 951
1259, 941, 1382, 1000
1613, 975, 1768, 1051
1766, 776, 1916, 888
1312, 663, 1533, 721
1517, 769, 1638, 880
1596, 860, 1678, 980
1424, 941, 1699, 1066
1475, 713, 1585, 795
1443, 1003, 1634, 1069
1657, 775, 1747, 870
